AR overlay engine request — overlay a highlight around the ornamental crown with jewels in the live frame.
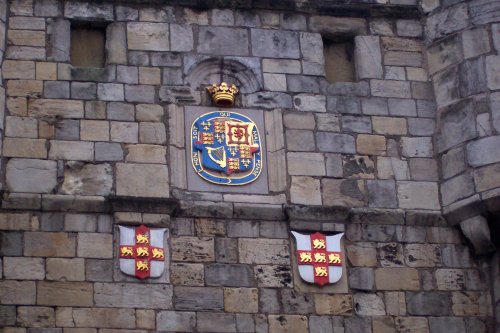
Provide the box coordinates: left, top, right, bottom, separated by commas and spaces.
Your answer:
206, 82, 239, 107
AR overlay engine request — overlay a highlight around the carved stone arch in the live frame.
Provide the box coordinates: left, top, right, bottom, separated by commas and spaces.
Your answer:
185, 57, 262, 94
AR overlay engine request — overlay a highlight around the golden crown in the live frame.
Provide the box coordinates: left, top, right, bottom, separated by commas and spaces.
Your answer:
206, 82, 239, 107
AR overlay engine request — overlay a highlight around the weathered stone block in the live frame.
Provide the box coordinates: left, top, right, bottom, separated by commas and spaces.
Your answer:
197, 26, 248, 56
407, 292, 452, 315
24, 232, 75, 257
290, 176, 322, 205
251, 29, 299, 58
157, 311, 196, 332
116, 163, 169, 198
85, 259, 113, 282
397, 181, 440, 210
0, 280, 36, 305
315, 294, 353, 316
224, 288, 258, 313
106, 22, 127, 65
127, 22, 169, 51
95, 143, 123, 161
3, 257, 45, 280
467, 136, 500, 167
310, 16, 367, 36
367, 180, 397, 208
402, 137, 433, 158
425, 4, 468, 42
170, 263, 204, 286
61, 162, 113, 196
95, 283, 172, 309
37, 281, 93, 306
323, 179, 365, 207
239, 238, 289, 265
17, 306, 55, 327
174, 286, 223, 311
268, 315, 308, 333
125, 144, 166, 164
354, 293, 385, 316
64, 2, 113, 20
371, 80, 411, 98
73, 308, 135, 328
77, 233, 112, 258
474, 163, 500, 192
355, 36, 382, 79
288, 152, 325, 176
357, 134, 386, 155
49, 140, 94, 161
139, 122, 166, 144
171, 237, 214, 262
205, 263, 254, 287
388, 98, 416, 117
6, 158, 56, 193
395, 317, 429, 333
316, 132, 355, 154
375, 268, 420, 290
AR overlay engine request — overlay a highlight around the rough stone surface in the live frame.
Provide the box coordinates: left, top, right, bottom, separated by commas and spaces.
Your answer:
116, 163, 169, 198
6, 158, 57, 193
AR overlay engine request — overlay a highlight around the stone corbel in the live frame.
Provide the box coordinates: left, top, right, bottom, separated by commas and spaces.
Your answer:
459, 215, 496, 255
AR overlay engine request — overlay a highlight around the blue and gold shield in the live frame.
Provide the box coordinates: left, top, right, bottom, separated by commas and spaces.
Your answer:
190, 111, 263, 185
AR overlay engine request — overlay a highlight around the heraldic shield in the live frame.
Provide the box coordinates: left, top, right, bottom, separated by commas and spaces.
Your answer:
118, 225, 167, 279
191, 111, 263, 185
291, 231, 344, 286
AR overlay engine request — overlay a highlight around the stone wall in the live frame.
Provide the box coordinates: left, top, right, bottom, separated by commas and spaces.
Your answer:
0, 0, 498, 332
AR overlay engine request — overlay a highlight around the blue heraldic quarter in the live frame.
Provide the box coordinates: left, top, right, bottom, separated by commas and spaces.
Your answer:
191, 111, 263, 185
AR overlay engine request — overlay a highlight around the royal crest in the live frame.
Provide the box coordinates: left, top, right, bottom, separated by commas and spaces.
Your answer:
118, 225, 167, 279
291, 231, 344, 286
191, 111, 263, 185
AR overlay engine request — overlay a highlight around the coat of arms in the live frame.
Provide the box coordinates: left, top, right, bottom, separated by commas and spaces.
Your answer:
190, 111, 263, 185
118, 225, 167, 279
291, 231, 344, 286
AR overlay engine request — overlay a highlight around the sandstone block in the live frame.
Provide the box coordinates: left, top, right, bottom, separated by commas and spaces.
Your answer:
17, 306, 55, 327
435, 269, 465, 290
0, 281, 36, 305
401, 137, 433, 158
6, 158, 56, 193
7, 79, 43, 97
322, 179, 366, 207
441, 173, 475, 206
95, 283, 172, 309
452, 291, 492, 316
5, 116, 37, 138
171, 237, 214, 262
37, 281, 93, 306
0, 213, 32, 230
77, 233, 112, 258
170, 263, 204, 286
262, 59, 301, 74
395, 317, 429, 333
80, 120, 109, 141
137, 104, 164, 122
6, 46, 45, 60
486, 56, 500, 90
268, 315, 308, 333
95, 142, 123, 161
286, 129, 314, 151
73, 308, 135, 328
356, 134, 386, 156
375, 268, 420, 290
254, 264, 292, 288
290, 176, 321, 205
239, 238, 289, 265
24, 232, 75, 257
28, 99, 84, 118
372, 117, 407, 136
116, 163, 169, 198
110, 122, 138, 143
386, 292, 406, 316
125, 144, 166, 164
405, 244, 441, 267
157, 311, 196, 332
371, 80, 411, 98
139, 122, 166, 144
3, 257, 44, 280
354, 293, 385, 316
106, 22, 127, 65
49, 140, 94, 161
198, 312, 236, 333
287, 152, 325, 176
174, 286, 223, 311
85, 259, 113, 282
224, 288, 258, 313
46, 258, 85, 281
3, 60, 35, 79
397, 181, 439, 210
315, 294, 353, 316
139, 67, 161, 85
205, 264, 254, 287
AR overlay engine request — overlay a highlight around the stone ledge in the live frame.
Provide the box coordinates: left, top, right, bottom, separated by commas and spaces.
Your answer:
107, 0, 420, 18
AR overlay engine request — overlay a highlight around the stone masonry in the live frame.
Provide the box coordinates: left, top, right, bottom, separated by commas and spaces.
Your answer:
0, 0, 499, 333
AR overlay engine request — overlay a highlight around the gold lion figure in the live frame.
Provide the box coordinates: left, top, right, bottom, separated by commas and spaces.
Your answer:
299, 252, 312, 263
329, 253, 342, 264
152, 248, 164, 259
120, 247, 133, 257
314, 253, 327, 263
315, 266, 328, 277
136, 261, 149, 271
136, 247, 149, 257
313, 239, 326, 249
136, 234, 149, 244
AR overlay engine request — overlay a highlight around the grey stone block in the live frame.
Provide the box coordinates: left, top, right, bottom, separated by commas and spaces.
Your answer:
459, 58, 487, 97
409, 158, 438, 181
198, 26, 248, 56
407, 292, 452, 315
163, 67, 183, 85
117, 66, 138, 84
331, 97, 361, 115
6, 159, 57, 193
363, 225, 396, 242
116, 6, 138, 21
128, 51, 149, 66
442, 244, 472, 268
41, 213, 64, 231
425, 4, 468, 42
55, 119, 79, 140
429, 317, 466, 333
35, 0, 61, 17
107, 102, 134, 121
260, 288, 280, 314
106, 22, 127, 65
0, 231, 23, 256
198, 313, 236, 333
157, 311, 196, 332
170, 24, 193, 52
48, 18, 70, 62
235, 11, 261, 27
281, 290, 314, 314
467, 136, 500, 167
417, 100, 436, 118
427, 35, 462, 75
71, 82, 97, 100
491, 92, 500, 133
388, 98, 416, 117
64, 2, 114, 21
316, 132, 355, 154
328, 81, 370, 97
281, 13, 306, 30
286, 130, 315, 151
205, 264, 254, 287
245, 92, 292, 109
433, 67, 460, 107
95, 142, 124, 161
441, 147, 465, 179
85, 259, 113, 282
95, 283, 172, 309
174, 286, 223, 311
0, 305, 16, 326
125, 85, 155, 103
215, 238, 238, 263
151, 52, 182, 66
251, 29, 299, 58
362, 98, 388, 115
345, 317, 371, 333
44, 81, 69, 99
396, 19, 422, 37
355, 36, 383, 79
470, 0, 500, 25
287, 75, 321, 93
436, 99, 477, 153
349, 267, 374, 291
310, 316, 333, 333
227, 220, 259, 238
341, 116, 371, 133
408, 118, 435, 136
367, 180, 397, 208
441, 173, 475, 206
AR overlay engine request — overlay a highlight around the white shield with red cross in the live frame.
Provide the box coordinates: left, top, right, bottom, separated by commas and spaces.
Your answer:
291, 231, 344, 286
118, 225, 167, 280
